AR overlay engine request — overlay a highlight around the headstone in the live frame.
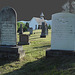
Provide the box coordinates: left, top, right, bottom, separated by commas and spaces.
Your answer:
18, 34, 30, 45
45, 24, 48, 35
0, 7, 25, 60
40, 22, 46, 38
51, 13, 75, 50
29, 28, 33, 35
46, 13, 75, 57
0, 7, 17, 46
19, 24, 23, 34
18, 24, 29, 45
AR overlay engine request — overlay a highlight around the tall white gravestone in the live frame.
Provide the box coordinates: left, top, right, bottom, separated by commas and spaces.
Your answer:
51, 13, 75, 50
46, 13, 75, 57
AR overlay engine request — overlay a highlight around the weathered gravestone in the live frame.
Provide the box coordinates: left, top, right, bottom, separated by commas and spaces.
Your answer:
45, 24, 48, 35
46, 13, 75, 57
0, 7, 25, 60
18, 34, 30, 45
40, 22, 46, 38
19, 24, 23, 34
29, 28, 33, 35
18, 24, 30, 45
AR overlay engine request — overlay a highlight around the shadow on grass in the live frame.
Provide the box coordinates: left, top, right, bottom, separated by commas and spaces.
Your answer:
33, 45, 51, 49
3, 56, 75, 75
3, 57, 49, 75
30, 37, 40, 40
25, 45, 51, 54
0, 59, 15, 66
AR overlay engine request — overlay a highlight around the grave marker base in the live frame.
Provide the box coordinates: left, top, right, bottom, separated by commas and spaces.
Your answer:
18, 42, 30, 45
40, 35, 46, 38
0, 46, 25, 60
46, 49, 75, 57
40, 34, 46, 38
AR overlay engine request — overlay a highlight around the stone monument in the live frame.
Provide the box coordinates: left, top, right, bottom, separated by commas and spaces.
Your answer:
0, 7, 25, 60
29, 27, 33, 35
45, 24, 48, 35
18, 23, 29, 45
19, 24, 23, 34
46, 0, 75, 57
18, 34, 30, 45
46, 13, 75, 57
40, 22, 46, 38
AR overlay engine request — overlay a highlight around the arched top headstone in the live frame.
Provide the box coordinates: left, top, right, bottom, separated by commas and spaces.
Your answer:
0, 6, 17, 21
0, 6, 17, 46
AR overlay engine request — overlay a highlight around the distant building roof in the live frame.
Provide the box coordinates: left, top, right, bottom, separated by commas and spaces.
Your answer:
45, 20, 52, 26
33, 17, 46, 25
18, 21, 30, 24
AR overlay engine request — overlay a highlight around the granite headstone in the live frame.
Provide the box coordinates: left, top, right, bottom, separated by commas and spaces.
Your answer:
40, 22, 46, 38
29, 28, 33, 35
18, 34, 30, 45
45, 24, 48, 35
46, 13, 75, 57
0, 7, 25, 60
19, 24, 23, 34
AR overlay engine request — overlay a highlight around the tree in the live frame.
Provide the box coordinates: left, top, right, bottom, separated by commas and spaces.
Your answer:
48, 24, 51, 29
17, 22, 25, 32
26, 22, 29, 28
62, 0, 75, 13
17, 22, 29, 32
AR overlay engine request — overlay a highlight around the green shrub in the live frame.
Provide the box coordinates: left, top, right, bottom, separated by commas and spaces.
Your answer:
23, 25, 28, 32
48, 24, 51, 29
26, 22, 29, 28
17, 22, 29, 32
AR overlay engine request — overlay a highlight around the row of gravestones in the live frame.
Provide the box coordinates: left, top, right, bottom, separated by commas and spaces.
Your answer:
1, 6, 74, 60
2, 6, 73, 60
19, 21, 48, 38
18, 22, 48, 45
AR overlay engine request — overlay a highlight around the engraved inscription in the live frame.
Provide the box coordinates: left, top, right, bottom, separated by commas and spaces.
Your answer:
51, 13, 75, 50
1, 21, 16, 45
0, 7, 17, 45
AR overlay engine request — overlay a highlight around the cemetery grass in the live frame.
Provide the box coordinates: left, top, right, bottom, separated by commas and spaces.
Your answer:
0, 30, 75, 75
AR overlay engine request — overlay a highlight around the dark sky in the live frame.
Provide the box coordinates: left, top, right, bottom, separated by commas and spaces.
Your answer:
0, 0, 67, 21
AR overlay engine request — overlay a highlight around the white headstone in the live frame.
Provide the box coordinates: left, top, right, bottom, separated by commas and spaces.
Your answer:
51, 13, 75, 51
0, 7, 17, 46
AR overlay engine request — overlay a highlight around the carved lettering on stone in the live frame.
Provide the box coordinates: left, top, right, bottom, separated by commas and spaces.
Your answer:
51, 13, 75, 50
0, 7, 17, 46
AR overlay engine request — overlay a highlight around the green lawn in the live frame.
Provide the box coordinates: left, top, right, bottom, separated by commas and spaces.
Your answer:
0, 29, 75, 75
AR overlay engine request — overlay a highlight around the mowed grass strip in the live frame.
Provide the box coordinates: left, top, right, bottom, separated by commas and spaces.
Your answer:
0, 29, 75, 75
